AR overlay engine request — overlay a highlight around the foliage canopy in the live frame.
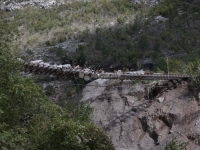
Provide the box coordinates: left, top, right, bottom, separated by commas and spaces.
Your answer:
0, 21, 114, 150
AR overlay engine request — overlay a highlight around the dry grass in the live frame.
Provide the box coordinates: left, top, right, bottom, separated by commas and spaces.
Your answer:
2, 0, 139, 50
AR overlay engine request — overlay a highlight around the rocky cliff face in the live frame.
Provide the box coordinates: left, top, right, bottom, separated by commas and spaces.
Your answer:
81, 79, 200, 150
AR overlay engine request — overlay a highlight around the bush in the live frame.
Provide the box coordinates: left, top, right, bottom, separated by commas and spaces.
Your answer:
164, 137, 188, 150
156, 58, 168, 73
138, 34, 149, 51
48, 47, 66, 58
42, 122, 114, 150
45, 85, 55, 96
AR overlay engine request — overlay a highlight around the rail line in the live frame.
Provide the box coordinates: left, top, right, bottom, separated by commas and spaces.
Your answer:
19, 59, 194, 81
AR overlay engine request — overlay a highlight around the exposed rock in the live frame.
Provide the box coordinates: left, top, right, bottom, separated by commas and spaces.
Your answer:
154, 15, 169, 23
81, 79, 200, 149
0, 0, 76, 11
81, 79, 121, 102
3, 0, 189, 11
131, 0, 159, 6
157, 97, 164, 103
22, 39, 80, 64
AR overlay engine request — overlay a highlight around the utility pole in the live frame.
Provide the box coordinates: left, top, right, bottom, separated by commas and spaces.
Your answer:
165, 53, 169, 78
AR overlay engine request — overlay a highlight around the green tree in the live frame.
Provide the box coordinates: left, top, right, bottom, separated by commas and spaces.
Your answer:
0, 22, 114, 150
138, 34, 149, 51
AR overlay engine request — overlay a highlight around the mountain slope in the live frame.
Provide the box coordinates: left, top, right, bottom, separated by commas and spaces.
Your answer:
81, 79, 200, 149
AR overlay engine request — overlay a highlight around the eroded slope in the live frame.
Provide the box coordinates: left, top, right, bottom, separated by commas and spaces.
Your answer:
81, 79, 200, 150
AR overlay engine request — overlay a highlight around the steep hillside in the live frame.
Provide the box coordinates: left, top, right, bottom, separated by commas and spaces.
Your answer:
75, 0, 200, 72
1, 0, 198, 73
0, 8, 114, 150
0, 0, 141, 49
1, 0, 200, 149
81, 79, 200, 150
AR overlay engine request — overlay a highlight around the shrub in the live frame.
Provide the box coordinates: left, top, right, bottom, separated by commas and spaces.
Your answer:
117, 17, 124, 25
48, 47, 66, 58
42, 122, 114, 150
156, 58, 168, 73
138, 34, 149, 51
164, 137, 188, 150
45, 85, 55, 96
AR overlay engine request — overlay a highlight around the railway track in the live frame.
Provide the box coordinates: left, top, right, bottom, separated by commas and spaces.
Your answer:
20, 59, 194, 81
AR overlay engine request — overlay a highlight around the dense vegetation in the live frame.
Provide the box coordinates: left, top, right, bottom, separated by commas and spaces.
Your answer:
1, 0, 198, 74
74, 0, 200, 73
0, 0, 138, 49
0, 22, 114, 150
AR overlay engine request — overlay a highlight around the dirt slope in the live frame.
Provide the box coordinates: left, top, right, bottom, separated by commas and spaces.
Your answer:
81, 79, 200, 150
